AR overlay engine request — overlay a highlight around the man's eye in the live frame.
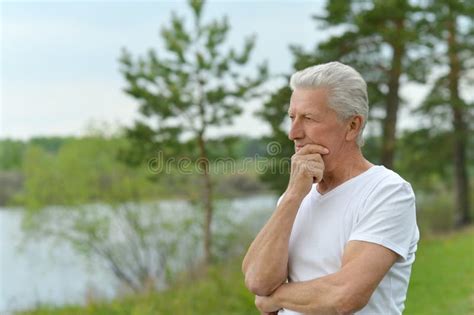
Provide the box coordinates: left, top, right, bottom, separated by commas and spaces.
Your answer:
304, 116, 312, 120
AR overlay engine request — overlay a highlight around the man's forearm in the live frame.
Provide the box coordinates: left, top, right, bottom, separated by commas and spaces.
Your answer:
258, 273, 350, 315
255, 240, 401, 315
242, 192, 303, 296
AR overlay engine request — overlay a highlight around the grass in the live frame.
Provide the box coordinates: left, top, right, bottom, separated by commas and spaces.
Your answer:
19, 227, 474, 315
17, 260, 256, 315
404, 227, 474, 315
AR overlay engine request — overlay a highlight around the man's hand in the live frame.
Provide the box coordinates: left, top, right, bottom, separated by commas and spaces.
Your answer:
287, 144, 329, 198
255, 295, 281, 314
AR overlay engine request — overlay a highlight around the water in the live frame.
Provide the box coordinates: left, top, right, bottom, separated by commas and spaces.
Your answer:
0, 195, 277, 314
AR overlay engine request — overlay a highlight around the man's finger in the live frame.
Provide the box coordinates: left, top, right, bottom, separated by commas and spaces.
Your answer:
297, 153, 324, 161
296, 144, 329, 155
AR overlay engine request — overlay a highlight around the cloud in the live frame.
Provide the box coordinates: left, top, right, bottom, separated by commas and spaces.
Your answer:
0, 1, 323, 139
1, 78, 138, 139
1, 76, 275, 140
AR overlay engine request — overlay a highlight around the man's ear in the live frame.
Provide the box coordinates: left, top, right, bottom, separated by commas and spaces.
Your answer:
345, 115, 363, 142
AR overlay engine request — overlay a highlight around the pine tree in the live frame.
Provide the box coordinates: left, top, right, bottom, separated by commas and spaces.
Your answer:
119, 0, 267, 265
292, 0, 430, 169
418, 0, 473, 226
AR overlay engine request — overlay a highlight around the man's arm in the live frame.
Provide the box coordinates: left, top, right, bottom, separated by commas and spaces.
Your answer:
242, 144, 328, 296
242, 192, 304, 296
255, 240, 399, 315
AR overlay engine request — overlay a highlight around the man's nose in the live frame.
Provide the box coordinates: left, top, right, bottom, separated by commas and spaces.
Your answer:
288, 118, 304, 140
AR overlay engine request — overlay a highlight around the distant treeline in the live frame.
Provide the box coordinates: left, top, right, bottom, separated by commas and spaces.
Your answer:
1, 132, 472, 207
0, 135, 271, 207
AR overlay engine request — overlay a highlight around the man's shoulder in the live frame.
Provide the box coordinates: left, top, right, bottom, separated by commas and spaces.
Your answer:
356, 166, 414, 204
367, 165, 410, 186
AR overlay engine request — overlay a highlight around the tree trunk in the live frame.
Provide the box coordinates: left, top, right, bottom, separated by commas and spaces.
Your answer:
381, 22, 405, 169
447, 14, 471, 227
197, 133, 213, 266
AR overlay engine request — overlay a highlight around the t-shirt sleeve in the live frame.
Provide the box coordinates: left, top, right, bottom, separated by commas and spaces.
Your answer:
276, 193, 285, 206
348, 177, 417, 260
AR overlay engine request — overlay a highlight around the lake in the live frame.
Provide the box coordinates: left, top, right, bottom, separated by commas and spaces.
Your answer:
0, 195, 277, 314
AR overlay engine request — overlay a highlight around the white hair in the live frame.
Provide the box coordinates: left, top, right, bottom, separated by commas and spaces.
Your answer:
290, 61, 369, 146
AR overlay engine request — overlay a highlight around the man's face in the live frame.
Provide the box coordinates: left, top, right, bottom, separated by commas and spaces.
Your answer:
288, 88, 349, 168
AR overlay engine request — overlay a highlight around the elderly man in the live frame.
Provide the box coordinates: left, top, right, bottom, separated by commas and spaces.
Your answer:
242, 62, 419, 315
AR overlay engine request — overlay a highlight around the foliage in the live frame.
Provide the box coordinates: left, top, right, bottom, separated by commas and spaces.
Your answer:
395, 128, 453, 189
413, 0, 474, 226
0, 137, 71, 171
0, 137, 100, 205
118, 0, 267, 165
19, 137, 189, 292
19, 137, 159, 208
264, 0, 434, 169
210, 196, 274, 262
25, 201, 200, 293
256, 1, 473, 220
29, 136, 73, 154
255, 85, 293, 193
0, 171, 23, 206
416, 187, 457, 234
256, 0, 431, 189
119, 0, 267, 265
0, 139, 26, 170
18, 134, 273, 292
0, 134, 269, 206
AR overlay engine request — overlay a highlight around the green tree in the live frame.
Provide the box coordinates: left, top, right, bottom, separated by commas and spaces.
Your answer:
256, 83, 293, 193
21, 138, 196, 292
30, 136, 71, 154
257, 0, 432, 193
415, 0, 473, 226
119, 0, 267, 265
0, 139, 26, 170
289, 0, 430, 169
0, 139, 27, 205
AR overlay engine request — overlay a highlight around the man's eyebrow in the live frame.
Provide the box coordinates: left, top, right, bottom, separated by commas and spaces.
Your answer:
288, 112, 318, 116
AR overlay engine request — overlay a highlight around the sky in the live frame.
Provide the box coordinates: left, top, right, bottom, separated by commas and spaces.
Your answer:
2, 0, 470, 140
1, 0, 329, 140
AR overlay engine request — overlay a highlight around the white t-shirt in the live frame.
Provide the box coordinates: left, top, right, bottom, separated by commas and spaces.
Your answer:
280, 165, 419, 315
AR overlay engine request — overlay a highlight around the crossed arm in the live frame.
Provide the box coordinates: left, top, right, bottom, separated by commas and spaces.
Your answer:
242, 192, 399, 315
253, 240, 399, 314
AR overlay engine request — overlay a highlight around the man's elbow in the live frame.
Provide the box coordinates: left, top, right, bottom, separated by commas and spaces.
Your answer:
244, 273, 280, 296
333, 287, 370, 315
334, 300, 368, 315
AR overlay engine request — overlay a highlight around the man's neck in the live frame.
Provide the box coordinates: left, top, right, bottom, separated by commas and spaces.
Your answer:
317, 151, 373, 195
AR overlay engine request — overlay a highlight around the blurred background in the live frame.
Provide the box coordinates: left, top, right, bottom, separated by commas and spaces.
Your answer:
1, 0, 473, 314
